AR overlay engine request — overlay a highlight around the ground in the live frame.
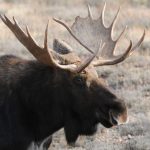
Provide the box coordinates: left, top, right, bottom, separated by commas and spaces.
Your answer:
0, 0, 149, 150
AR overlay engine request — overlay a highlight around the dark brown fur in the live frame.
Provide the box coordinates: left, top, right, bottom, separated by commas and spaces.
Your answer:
0, 54, 127, 150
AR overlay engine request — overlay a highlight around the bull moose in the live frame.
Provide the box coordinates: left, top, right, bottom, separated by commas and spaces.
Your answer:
0, 3, 145, 150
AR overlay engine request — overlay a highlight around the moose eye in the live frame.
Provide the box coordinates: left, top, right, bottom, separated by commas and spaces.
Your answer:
73, 76, 85, 86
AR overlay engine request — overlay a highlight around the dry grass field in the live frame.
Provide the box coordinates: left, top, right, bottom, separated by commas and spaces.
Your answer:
0, 0, 150, 149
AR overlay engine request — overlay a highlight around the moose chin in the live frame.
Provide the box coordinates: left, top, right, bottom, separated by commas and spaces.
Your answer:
0, 3, 145, 150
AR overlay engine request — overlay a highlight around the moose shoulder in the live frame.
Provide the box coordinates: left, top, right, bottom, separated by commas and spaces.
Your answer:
0, 3, 145, 150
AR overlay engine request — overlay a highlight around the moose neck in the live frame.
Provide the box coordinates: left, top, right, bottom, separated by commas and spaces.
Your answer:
16, 61, 70, 141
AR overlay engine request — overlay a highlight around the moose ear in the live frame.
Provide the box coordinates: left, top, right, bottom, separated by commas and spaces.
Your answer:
53, 39, 73, 54
53, 38, 81, 64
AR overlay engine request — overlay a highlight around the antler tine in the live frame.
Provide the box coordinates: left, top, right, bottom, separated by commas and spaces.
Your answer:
44, 21, 49, 50
0, 15, 6, 24
53, 18, 94, 54
25, 26, 38, 47
129, 30, 145, 55
109, 7, 120, 39
112, 40, 132, 64
4, 15, 41, 54
87, 4, 93, 19
40, 22, 70, 69
100, 2, 106, 27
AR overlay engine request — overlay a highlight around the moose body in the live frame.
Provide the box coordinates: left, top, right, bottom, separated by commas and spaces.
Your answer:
0, 3, 145, 150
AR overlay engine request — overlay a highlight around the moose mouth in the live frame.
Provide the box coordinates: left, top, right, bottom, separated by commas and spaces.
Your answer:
96, 109, 114, 128
100, 113, 118, 128
109, 112, 118, 126
95, 109, 122, 128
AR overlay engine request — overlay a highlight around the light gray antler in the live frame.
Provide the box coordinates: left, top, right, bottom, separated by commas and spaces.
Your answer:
54, 3, 145, 66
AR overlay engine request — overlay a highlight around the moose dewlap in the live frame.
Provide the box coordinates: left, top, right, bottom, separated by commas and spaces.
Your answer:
0, 3, 144, 150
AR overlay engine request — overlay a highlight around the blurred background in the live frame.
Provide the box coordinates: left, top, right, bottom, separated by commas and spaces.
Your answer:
0, 0, 149, 149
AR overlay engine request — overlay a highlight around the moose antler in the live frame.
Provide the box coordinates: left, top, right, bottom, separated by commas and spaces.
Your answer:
54, 3, 145, 66
0, 15, 103, 73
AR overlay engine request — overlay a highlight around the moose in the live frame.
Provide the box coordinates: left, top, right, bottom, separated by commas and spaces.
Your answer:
0, 3, 145, 150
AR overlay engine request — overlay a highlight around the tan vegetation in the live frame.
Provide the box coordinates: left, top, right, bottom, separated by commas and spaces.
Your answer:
0, 0, 149, 149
